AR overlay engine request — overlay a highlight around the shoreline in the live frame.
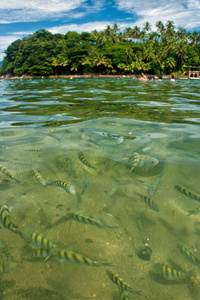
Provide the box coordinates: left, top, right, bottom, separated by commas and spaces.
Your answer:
1, 74, 189, 80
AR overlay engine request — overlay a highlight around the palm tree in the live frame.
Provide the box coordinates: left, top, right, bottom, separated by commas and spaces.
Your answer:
81, 56, 91, 75
143, 22, 151, 32
70, 62, 79, 74
92, 52, 110, 74
112, 23, 120, 33
164, 21, 175, 40
96, 31, 107, 48
176, 27, 187, 40
155, 21, 165, 41
124, 27, 132, 40
131, 26, 141, 42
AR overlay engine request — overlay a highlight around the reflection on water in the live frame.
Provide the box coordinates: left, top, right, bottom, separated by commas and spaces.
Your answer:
0, 78, 200, 299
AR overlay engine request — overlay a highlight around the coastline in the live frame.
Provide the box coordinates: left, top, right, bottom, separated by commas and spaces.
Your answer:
1, 74, 189, 80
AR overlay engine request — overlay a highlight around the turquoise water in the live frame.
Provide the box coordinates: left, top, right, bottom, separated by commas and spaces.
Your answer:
0, 78, 200, 299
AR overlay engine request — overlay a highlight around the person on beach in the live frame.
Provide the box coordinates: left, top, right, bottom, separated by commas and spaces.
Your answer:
139, 74, 147, 81
170, 75, 175, 81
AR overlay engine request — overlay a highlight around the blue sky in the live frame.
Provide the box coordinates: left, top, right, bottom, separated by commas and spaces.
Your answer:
0, 0, 200, 61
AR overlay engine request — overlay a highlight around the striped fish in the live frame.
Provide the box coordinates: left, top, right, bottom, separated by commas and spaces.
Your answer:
106, 269, 141, 295
105, 183, 124, 196
52, 247, 111, 267
178, 243, 200, 267
33, 169, 47, 186
67, 212, 118, 229
174, 185, 200, 202
26, 148, 43, 152
154, 263, 192, 280
78, 152, 96, 170
137, 193, 160, 212
187, 206, 200, 216
24, 229, 56, 249
119, 287, 130, 300
129, 153, 140, 171
0, 204, 22, 236
129, 152, 159, 172
32, 248, 52, 261
147, 172, 165, 196
0, 261, 16, 275
54, 180, 75, 195
81, 178, 89, 195
0, 165, 21, 183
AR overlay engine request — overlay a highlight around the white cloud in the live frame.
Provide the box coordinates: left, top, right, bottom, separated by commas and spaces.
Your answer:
49, 21, 113, 34
115, 0, 200, 30
0, 0, 105, 23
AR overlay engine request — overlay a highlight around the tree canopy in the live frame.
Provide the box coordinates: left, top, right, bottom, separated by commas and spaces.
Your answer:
0, 22, 200, 76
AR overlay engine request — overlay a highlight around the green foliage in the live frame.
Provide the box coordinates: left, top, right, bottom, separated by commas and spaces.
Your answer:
0, 22, 199, 76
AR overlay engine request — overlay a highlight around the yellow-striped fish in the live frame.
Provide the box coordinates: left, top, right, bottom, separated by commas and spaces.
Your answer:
0, 204, 22, 236
52, 247, 111, 267
78, 152, 96, 170
33, 169, 47, 186
154, 263, 193, 280
178, 244, 200, 267
0, 165, 21, 183
54, 180, 75, 195
67, 212, 118, 229
105, 183, 124, 196
106, 269, 141, 295
137, 193, 160, 212
129, 153, 140, 171
174, 185, 200, 202
32, 248, 52, 261
23, 229, 56, 249
128, 152, 159, 172
0, 261, 16, 275
26, 148, 43, 152
119, 287, 130, 300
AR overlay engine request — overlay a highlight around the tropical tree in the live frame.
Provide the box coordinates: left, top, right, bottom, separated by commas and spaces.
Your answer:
92, 52, 110, 74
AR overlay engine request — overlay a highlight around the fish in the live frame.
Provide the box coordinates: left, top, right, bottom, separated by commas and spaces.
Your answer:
128, 152, 159, 171
187, 206, 200, 216
65, 158, 72, 173
52, 247, 111, 267
54, 180, 75, 195
105, 183, 124, 196
106, 269, 141, 295
66, 212, 118, 229
0, 204, 22, 236
26, 148, 43, 152
178, 243, 200, 267
32, 248, 52, 261
128, 153, 140, 171
23, 229, 57, 249
0, 261, 16, 275
81, 178, 89, 195
0, 165, 22, 183
174, 185, 200, 203
154, 263, 193, 280
78, 152, 96, 170
33, 169, 47, 186
142, 144, 154, 153
147, 172, 165, 196
118, 287, 130, 300
137, 193, 160, 212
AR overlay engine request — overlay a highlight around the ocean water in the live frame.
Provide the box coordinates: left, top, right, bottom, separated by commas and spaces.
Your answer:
0, 77, 200, 299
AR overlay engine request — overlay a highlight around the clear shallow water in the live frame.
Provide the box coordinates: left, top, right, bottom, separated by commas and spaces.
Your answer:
0, 78, 200, 299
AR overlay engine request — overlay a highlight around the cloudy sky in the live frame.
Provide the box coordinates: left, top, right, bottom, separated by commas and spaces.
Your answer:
0, 0, 200, 61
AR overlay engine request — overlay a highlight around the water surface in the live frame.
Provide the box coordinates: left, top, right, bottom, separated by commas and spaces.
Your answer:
0, 78, 200, 299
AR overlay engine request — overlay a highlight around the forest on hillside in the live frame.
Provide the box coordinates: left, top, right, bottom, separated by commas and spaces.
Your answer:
0, 21, 200, 76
